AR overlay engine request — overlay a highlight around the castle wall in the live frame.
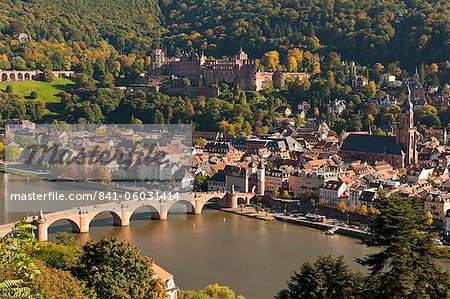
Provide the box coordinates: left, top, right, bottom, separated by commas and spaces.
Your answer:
255, 72, 274, 91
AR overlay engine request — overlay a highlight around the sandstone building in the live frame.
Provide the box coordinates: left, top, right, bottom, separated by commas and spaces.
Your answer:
149, 49, 307, 91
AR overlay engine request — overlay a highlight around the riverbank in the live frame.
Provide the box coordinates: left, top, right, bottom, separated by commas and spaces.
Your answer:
215, 205, 369, 240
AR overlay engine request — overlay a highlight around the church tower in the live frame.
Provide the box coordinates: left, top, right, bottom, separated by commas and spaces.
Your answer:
257, 161, 265, 196
397, 84, 418, 166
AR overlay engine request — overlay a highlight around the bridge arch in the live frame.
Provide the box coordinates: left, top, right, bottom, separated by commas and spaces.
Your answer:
129, 204, 161, 221
47, 218, 81, 234
88, 210, 123, 227
199, 196, 223, 213
1, 73, 7, 82
168, 200, 195, 215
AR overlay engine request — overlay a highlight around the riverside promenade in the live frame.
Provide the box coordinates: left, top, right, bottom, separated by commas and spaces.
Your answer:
217, 206, 369, 239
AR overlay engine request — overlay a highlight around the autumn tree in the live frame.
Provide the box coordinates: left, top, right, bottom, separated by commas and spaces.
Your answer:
179, 284, 245, 299
282, 190, 290, 198
75, 236, 165, 299
338, 201, 347, 213
359, 205, 368, 216
273, 187, 280, 197
264, 50, 280, 71
425, 210, 433, 226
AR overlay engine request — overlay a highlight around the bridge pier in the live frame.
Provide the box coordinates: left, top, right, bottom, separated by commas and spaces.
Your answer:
194, 201, 203, 215
36, 221, 48, 242
230, 192, 238, 209
79, 216, 90, 234
121, 211, 132, 226
159, 211, 168, 220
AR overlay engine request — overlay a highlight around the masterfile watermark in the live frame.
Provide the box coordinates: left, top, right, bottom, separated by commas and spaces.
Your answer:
2, 124, 194, 212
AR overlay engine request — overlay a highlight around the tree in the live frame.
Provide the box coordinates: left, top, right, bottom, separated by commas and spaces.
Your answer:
178, 284, 245, 299
193, 138, 207, 147
282, 190, 290, 198
90, 88, 124, 116
264, 50, 280, 71
313, 107, 320, 118
276, 255, 364, 299
273, 187, 280, 197
8, 21, 25, 35
0, 221, 40, 298
425, 210, 433, 226
358, 192, 450, 298
29, 261, 90, 299
29, 91, 38, 99
182, 77, 191, 88
0, 143, 4, 161
218, 120, 236, 136
5, 85, 13, 93
91, 163, 112, 182
365, 81, 377, 98
75, 236, 165, 299
287, 56, 298, 72
5, 145, 21, 161
32, 232, 82, 270
194, 175, 208, 192
43, 70, 56, 83
359, 205, 368, 216
338, 201, 347, 213
11, 57, 27, 70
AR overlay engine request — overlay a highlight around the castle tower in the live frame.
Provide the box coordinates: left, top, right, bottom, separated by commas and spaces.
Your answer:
397, 84, 418, 166
257, 161, 265, 196
151, 49, 166, 70
236, 48, 248, 62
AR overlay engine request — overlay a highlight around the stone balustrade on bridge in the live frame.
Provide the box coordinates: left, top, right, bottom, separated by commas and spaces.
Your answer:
0, 191, 258, 241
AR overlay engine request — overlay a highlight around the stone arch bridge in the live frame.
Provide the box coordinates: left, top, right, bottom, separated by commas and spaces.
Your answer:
0, 70, 74, 83
0, 191, 257, 241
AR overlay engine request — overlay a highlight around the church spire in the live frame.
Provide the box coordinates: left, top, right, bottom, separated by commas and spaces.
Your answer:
397, 83, 417, 166
402, 83, 414, 114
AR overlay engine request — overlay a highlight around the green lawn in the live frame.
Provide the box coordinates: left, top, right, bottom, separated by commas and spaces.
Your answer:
0, 78, 74, 103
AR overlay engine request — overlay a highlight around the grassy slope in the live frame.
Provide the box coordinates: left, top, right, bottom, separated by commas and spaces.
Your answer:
0, 78, 74, 103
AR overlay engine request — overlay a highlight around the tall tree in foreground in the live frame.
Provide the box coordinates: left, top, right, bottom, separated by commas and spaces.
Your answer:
358, 192, 450, 298
75, 236, 165, 299
275, 255, 364, 299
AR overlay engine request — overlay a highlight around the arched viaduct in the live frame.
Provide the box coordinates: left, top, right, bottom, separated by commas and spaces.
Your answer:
0, 70, 74, 83
0, 191, 257, 241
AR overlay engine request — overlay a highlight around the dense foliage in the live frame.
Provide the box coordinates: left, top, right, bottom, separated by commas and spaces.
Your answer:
76, 236, 165, 299
178, 283, 245, 299
161, 0, 449, 68
0, 0, 448, 75
0, 228, 166, 299
0, 0, 162, 53
275, 255, 364, 299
